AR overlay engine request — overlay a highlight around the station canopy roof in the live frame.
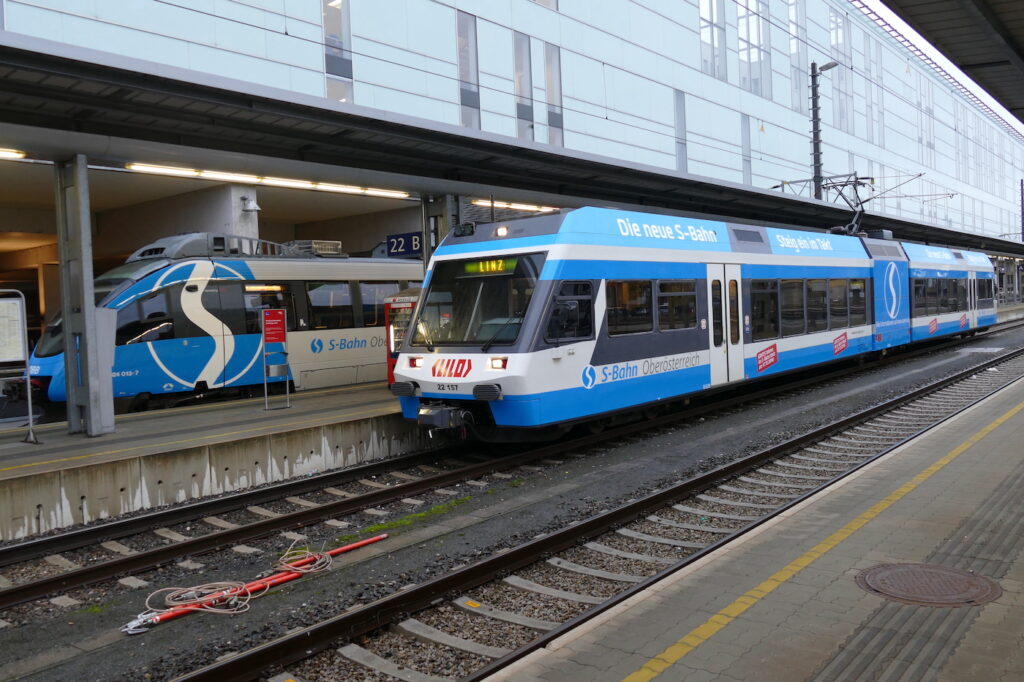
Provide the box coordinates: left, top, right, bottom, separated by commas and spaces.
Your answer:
0, 35, 1022, 258
881, 0, 1024, 130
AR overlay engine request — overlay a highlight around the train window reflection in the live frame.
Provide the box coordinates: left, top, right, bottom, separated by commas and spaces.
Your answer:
750, 280, 779, 341
829, 280, 848, 329
781, 279, 805, 337
607, 280, 653, 335
359, 281, 401, 327
307, 281, 354, 329
244, 284, 297, 333
849, 279, 867, 325
546, 281, 593, 341
116, 289, 174, 345
658, 280, 697, 331
411, 253, 546, 346
806, 280, 827, 332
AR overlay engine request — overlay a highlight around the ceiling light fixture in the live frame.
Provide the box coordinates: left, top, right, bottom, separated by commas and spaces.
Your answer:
126, 163, 198, 177
471, 199, 557, 212
198, 170, 261, 183
0, 148, 28, 160
261, 177, 315, 189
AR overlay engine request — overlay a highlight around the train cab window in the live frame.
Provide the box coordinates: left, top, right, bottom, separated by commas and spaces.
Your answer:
607, 280, 653, 335
173, 281, 246, 338
546, 281, 593, 341
307, 282, 355, 330
829, 279, 848, 329
359, 281, 401, 327
806, 280, 827, 332
780, 280, 805, 337
657, 280, 697, 330
750, 280, 779, 341
849, 279, 867, 326
711, 281, 723, 346
116, 289, 174, 345
244, 283, 297, 333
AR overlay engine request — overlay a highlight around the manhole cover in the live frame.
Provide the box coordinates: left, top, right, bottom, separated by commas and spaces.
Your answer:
855, 563, 1001, 607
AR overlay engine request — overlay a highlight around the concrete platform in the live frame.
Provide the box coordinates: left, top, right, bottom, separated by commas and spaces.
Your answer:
497, 373, 1024, 681
0, 382, 426, 539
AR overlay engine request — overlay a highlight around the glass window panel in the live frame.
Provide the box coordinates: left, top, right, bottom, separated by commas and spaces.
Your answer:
849, 279, 867, 325
658, 280, 697, 330
728, 279, 740, 344
750, 280, 779, 341
607, 280, 653, 335
711, 280, 723, 346
829, 279, 848, 328
359, 281, 400, 328
307, 281, 354, 330
806, 279, 828, 331
781, 279, 805, 336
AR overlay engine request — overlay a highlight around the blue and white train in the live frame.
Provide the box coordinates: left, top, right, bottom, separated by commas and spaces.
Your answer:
30, 233, 422, 407
390, 207, 997, 441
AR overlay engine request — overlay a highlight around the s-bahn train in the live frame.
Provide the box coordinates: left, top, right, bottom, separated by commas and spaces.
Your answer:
390, 207, 997, 441
30, 233, 422, 407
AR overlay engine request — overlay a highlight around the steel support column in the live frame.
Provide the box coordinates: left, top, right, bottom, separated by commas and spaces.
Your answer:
54, 154, 114, 436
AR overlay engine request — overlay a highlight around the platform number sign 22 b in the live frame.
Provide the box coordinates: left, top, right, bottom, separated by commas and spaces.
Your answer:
387, 231, 422, 258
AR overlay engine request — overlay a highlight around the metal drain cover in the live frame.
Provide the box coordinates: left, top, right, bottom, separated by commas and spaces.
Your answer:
856, 563, 1001, 607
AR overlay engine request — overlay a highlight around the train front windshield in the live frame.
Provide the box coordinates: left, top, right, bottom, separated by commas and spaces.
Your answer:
33, 259, 171, 358
412, 253, 546, 347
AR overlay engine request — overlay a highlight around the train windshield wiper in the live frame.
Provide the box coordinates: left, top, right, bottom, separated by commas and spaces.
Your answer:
481, 314, 522, 352
417, 320, 435, 352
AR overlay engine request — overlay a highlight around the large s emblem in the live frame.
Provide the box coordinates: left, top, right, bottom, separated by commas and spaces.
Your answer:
884, 261, 901, 320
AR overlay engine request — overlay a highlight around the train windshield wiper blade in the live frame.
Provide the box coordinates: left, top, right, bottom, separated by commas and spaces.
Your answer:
417, 320, 435, 352
481, 315, 521, 352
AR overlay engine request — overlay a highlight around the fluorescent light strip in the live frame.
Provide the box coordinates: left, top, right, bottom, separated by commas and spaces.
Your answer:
0, 148, 28, 160
126, 163, 198, 177
125, 162, 411, 199
471, 199, 557, 212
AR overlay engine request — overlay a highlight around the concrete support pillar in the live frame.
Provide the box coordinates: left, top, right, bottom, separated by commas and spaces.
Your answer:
420, 194, 457, 268
54, 155, 114, 436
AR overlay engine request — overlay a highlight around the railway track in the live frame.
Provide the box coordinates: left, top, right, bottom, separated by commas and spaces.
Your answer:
0, 321, 1020, 635
174, 345, 1024, 682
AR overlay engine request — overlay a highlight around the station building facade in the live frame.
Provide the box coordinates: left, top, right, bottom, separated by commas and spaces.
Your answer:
0, 0, 1022, 304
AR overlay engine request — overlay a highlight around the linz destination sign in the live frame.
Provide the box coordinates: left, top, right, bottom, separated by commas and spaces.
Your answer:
463, 257, 518, 275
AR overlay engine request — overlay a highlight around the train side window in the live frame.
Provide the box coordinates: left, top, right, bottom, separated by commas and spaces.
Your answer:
244, 283, 297, 333
780, 279, 805, 337
657, 280, 697, 330
728, 280, 740, 344
606, 280, 653, 335
849, 279, 867, 326
711, 281, 723, 347
546, 281, 593, 341
750, 280, 779, 341
173, 281, 246, 338
306, 281, 354, 330
806, 280, 827, 332
912, 278, 927, 317
116, 289, 174, 345
925, 278, 938, 315
829, 279, 848, 329
359, 281, 401, 327
977, 278, 994, 305
957, 279, 968, 311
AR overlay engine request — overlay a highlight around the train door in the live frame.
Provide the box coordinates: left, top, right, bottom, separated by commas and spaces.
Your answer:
706, 264, 744, 385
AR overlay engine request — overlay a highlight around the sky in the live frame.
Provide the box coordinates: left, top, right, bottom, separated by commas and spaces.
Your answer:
857, 0, 1024, 138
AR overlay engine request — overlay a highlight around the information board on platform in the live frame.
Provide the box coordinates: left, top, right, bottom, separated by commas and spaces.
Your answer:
0, 298, 26, 363
262, 309, 287, 343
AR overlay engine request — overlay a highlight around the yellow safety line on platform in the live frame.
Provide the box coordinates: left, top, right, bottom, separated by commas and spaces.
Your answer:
0, 382, 384, 437
623, 395, 1024, 682
0, 405, 394, 474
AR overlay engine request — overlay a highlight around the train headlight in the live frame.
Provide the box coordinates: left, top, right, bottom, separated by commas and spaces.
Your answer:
408, 356, 424, 369
495, 225, 509, 237
489, 357, 508, 370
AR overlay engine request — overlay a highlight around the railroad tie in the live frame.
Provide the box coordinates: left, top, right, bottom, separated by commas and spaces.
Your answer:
503, 574, 604, 604
396, 618, 511, 659
339, 643, 453, 682
584, 541, 674, 565
547, 556, 644, 583
453, 596, 558, 631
